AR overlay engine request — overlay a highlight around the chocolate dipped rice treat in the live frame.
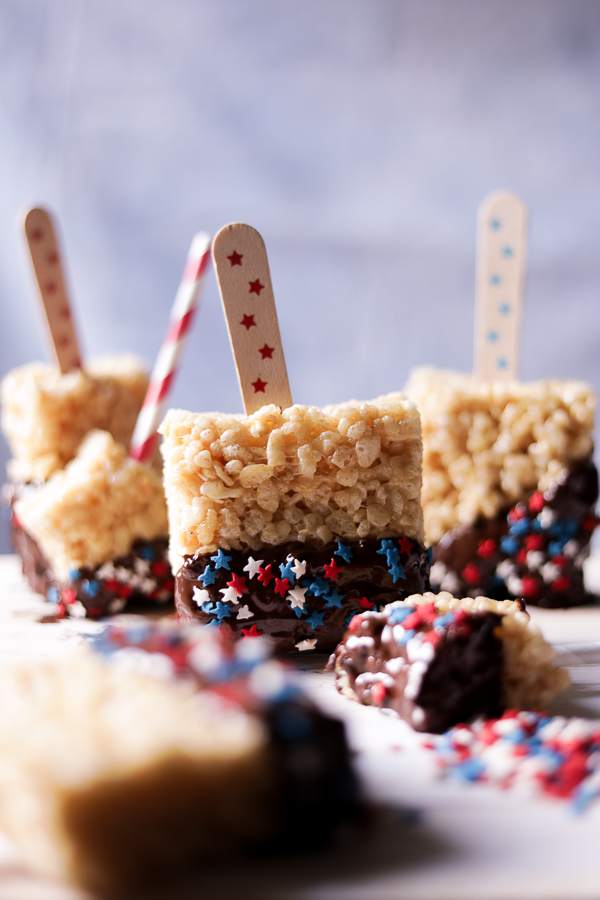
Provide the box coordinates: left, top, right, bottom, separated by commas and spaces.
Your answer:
331, 591, 569, 733
160, 395, 431, 652
13, 430, 172, 617
0, 620, 359, 893
406, 368, 598, 607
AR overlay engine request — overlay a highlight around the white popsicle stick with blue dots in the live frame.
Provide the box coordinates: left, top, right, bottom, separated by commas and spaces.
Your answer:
474, 191, 527, 381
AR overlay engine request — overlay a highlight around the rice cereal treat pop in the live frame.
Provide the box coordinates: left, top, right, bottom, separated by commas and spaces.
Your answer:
160, 223, 430, 652
331, 591, 569, 733
406, 193, 598, 607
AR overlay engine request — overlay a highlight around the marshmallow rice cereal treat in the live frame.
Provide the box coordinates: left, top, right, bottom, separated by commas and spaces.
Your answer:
14, 430, 171, 618
0, 622, 359, 893
1, 354, 148, 482
160, 395, 431, 651
331, 591, 569, 733
406, 367, 598, 608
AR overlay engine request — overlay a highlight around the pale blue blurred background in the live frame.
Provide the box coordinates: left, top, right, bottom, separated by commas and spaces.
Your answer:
2, 0, 600, 552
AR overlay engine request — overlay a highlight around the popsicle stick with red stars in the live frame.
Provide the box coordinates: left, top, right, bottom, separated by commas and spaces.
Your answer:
474, 191, 527, 381
213, 223, 292, 414
22, 207, 82, 373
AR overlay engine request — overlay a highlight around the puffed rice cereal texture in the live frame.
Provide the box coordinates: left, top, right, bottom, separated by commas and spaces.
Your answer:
0, 648, 269, 892
14, 430, 168, 579
160, 395, 424, 567
406, 367, 595, 544
1, 354, 148, 481
403, 591, 569, 710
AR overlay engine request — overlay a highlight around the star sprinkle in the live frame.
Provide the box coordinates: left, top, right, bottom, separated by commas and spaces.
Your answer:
198, 566, 217, 586
304, 575, 329, 597
227, 250, 243, 266
290, 557, 307, 578
279, 559, 296, 583
215, 602, 232, 621
243, 557, 264, 579
306, 610, 325, 629
248, 279, 264, 295
252, 377, 267, 393
211, 550, 232, 570
219, 586, 240, 604
258, 564, 275, 585
258, 344, 274, 359
240, 314, 257, 330
357, 597, 375, 609
287, 585, 307, 610
201, 600, 216, 614
193, 586, 211, 606
274, 577, 291, 597
295, 638, 317, 651
241, 624, 262, 638
377, 540, 400, 567
324, 589, 344, 609
323, 558, 341, 581
334, 542, 353, 563
397, 537, 413, 555
236, 605, 254, 619
227, 572, 248, 595
389, 562, 406, 582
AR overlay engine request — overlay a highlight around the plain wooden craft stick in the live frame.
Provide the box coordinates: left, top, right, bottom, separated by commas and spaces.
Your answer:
213, 223, 292, 415
23, 207, 82, 373
474, 191, 527, 381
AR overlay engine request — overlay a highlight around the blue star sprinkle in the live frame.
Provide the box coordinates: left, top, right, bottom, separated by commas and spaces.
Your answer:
509, 518, 530, 537
306, 610, 325, 629
548, 540, 566, 557
377, 540, 399, 567
498, 302, 511, 316
68, 569, 81, 581
211, 550, 232, 570
292, 606, 306, 618
305, 576, 329, 597
201, 600, 216, 614
334, 542, 353, 563
324, 589, 344, 609
487, 330, 499, 343
489, 218, 501, 230
140, 543, 155, 561
82, 580, 99, 597
389, 562, 406, 583
215, 602, 232, 621
279, 560, 296, 583
47, 586, 60, 604
198, 566, 216, 586
500, 536, 520, 556
501, 245, 514, 257
489, 274, 501, 286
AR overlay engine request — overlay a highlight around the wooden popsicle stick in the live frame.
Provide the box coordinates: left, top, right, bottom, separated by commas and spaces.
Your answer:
213, 223, 292, 414
473, 191, 527, 381
22, 207, 82, 373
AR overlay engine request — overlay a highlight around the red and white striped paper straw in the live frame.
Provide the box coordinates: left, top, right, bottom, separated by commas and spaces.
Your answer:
129, 232, 211, 464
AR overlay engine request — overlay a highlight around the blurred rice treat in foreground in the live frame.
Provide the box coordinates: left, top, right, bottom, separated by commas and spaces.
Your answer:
160, 395, 431, 652
13, 431, 171, 618
332, 591, 569, 732
406, 368, 598, 608
0, 620, 359, 893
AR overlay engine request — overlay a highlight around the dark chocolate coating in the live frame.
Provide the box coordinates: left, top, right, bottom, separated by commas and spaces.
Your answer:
176, 538, 430, 652
433, 460, 598, 608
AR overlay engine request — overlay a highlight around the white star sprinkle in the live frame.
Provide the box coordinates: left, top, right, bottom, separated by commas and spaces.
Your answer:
295, 638, 317, 651
243, 557, 264, 579
287, 585, 307, 609
289, 556, 307, 578
236, 605, 254, 619
219, 586, 240, 604
133, 557, 151, 576
193, 586, 211, 606
97, 561, 117, 580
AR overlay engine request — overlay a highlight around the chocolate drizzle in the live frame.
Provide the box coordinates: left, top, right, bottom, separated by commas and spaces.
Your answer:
432, 460, 599, 608
176, 538, 430, 652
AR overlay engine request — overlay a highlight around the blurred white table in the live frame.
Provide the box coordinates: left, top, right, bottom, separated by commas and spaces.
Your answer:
1, 553, 600, 900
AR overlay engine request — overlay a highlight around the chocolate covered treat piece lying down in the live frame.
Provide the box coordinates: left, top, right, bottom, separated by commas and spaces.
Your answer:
406, 368, 598, 607
12, 431, 172, 617
160, 395, 430, 652
332, 591, 569, 733
0, 620, 359, 893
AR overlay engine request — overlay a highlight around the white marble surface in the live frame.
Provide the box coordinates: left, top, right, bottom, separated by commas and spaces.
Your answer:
2, 553, 600, 898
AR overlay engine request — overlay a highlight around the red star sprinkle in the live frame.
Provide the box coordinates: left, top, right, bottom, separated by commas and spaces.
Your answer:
357, 597, 375, 609
274, 577, 291, 597
252, 378, 267, 393
44, 281, 57, 295
520, 576, 539, 599
227, 572, 248, 595
258, 344, 274, 360
529, 491, 545, 513
461, 562, 481, 585
583, 515, 598, 532
551, 575, 570, 593
551, 555, 567, 567
30, 228, 43, 243
61, 589, 77, 605
227, 250, 243, 266
249, 279, 264, 295
151, 561, 170, 577
508, 505, 527, 522
257, 565, 275, 586
240, 314, 256, 330
241, 624, 262, 638
397, 537, 414, 555
515, 548, 528, 565
477, 539, 497, 558
524, 534, 544, 551
323, 558, 341, 581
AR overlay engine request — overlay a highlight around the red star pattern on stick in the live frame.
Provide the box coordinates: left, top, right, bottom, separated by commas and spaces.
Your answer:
397, 537, 414, 555
240, 314, 256, 330
248, 279, 264, 295
59, 307, 71, 319
227, 573, 248, 595
46, 251, 58, 265
252, 378, 267, 393
30, 228, 43, 243
241, 624, 262, 638
258, 344, 274, 360
257, 564, 275, 586
227, 250, 243, 266
44, 281, 57, 295
323, 558, 341, 581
